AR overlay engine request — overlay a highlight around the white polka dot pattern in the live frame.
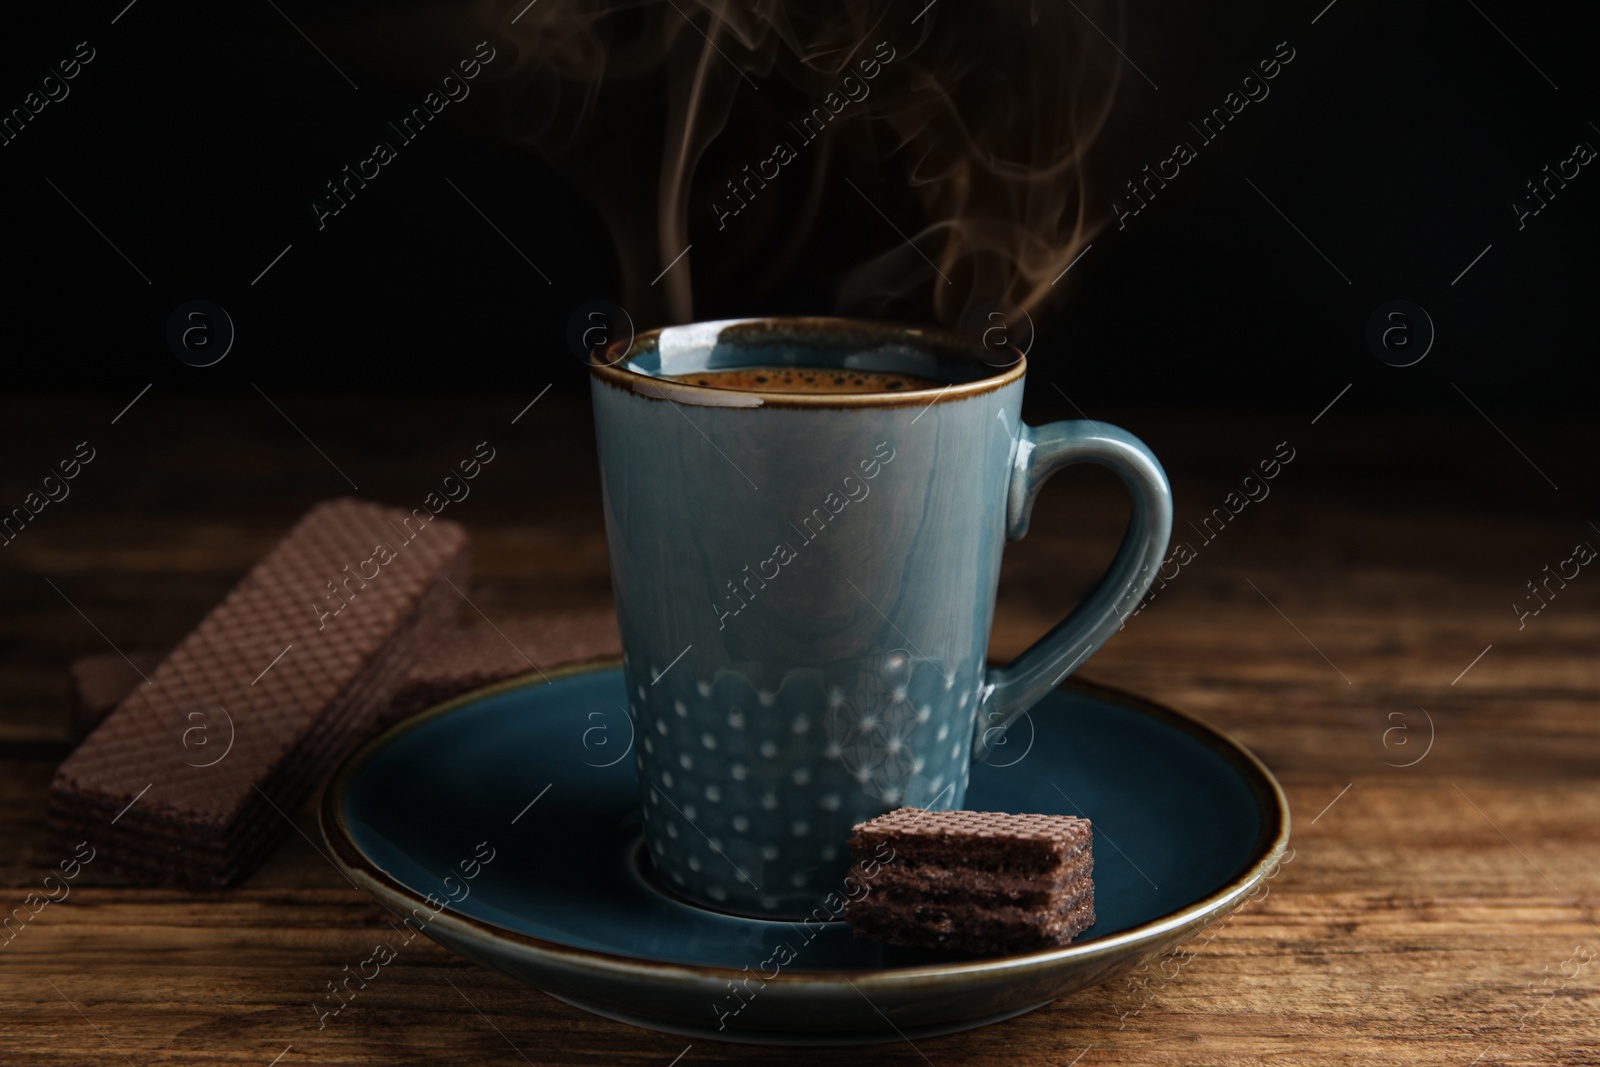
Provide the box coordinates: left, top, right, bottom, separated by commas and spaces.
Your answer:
629, 654, 980, 915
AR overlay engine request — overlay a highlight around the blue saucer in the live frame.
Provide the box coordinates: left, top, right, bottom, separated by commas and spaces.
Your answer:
321, 662, 1288, 1045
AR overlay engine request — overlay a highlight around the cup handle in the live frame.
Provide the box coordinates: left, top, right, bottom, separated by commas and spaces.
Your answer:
973, 420, 1173, 763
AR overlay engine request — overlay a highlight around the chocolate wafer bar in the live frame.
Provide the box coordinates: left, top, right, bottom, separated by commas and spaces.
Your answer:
378, 609, 620, 727
48, 498, 469, 887
66, 610, 621, 740
845, 808, 1095, 954
67, 648, 166, 742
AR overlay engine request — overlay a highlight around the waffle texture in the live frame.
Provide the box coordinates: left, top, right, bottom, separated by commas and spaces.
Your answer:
48, 499, 469, 887
67, 611, 621, 739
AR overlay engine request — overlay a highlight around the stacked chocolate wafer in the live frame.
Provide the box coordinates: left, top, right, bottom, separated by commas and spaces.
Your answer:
846, 808, 1095, 954
49, 499, 469, 887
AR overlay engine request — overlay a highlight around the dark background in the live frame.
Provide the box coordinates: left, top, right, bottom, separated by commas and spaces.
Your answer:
1, 0, 1595, 413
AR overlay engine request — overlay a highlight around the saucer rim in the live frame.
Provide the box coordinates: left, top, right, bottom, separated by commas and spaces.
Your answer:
320, 660, 1291, 991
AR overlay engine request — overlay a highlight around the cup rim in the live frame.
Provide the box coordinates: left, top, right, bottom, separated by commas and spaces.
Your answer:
588, 316, 1026, 409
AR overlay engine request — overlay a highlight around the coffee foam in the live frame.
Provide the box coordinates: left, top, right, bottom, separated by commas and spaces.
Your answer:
666, 366, 943, 394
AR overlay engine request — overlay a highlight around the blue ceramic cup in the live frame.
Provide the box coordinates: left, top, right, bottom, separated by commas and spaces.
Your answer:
589, 318, 1172, 917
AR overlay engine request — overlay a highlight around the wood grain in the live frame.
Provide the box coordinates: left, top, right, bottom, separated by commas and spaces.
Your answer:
2, 395, 1597, 1066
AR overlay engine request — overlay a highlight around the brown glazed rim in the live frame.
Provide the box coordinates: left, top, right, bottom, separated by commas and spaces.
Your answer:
320, 661, 1291, 992
587, 316, 1027, 409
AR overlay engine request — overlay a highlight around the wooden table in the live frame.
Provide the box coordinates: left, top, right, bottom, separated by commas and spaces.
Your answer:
3, 393, 1596, 1066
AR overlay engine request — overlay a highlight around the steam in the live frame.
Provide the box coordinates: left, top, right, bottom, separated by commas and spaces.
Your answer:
337, 0, 1125, 331
838, 6, 1124, 330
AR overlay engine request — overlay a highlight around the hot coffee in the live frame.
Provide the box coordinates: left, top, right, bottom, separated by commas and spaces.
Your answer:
666, 366, 943, 394
590, 318, 1173, 918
